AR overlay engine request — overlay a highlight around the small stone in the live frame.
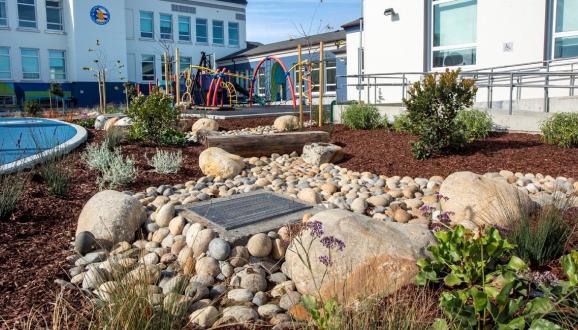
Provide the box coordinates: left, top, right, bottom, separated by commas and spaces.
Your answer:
142, 252, 159, 265
321, 183, 337, 194
152, 228, 170, 243
227, 288, 254, 302
367, 195, 392, 207
271, 239, 286, 260
350, 197, 367, 213
252, 291, 269, 306
230, 246, 250, 267
156, 204, 175, 227
247, 233, 273, 257
222, 305, 259, 322
268, 272, 287, 284
195, 256, 220, 277
279, 291, 302, 310
168, 216, 186, 236
208, 238, 231, 261
191, 229, 217, 257
241, 273, 268, 293
258, 304, 282, 319
190, 306, 219, 328
270, 313, 292, 326
297, 188, 321, 204
393, 209, 412, 223
271, 281, 295, 298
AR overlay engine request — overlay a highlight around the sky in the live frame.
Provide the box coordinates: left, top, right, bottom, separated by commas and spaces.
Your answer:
245, 0, 361, 44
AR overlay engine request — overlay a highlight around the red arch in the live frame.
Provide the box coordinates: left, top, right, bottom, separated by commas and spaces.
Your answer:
249, 56, 297, 109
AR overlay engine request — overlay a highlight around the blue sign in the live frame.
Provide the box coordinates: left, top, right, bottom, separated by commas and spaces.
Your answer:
90, 5, 110, 25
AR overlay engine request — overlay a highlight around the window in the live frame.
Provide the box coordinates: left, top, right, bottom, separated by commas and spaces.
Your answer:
46, 0, 63, 31
180, 56, 191, 72
141, 55, 155, 81
0, 47, 11, 79
160, 13, 172, 40
178, 16, 191, 41
140, 11, 153, 38
21, 48, 39, 79
161, 55, 174, 81
432, 0, 477, 68
0, 0, 7, 27
196, 18, 208, 43
311, 64, 320, 93
257, 67, 266, 96
48, 50, 65, 80
228, 22, 239, 46
212, 20, 224, 45
325, 59, 336, 92
18, 0, 37, 28
554, 0, 578, 58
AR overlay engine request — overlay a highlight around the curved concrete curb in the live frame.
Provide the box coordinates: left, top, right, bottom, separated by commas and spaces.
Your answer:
0, 118, 88, 175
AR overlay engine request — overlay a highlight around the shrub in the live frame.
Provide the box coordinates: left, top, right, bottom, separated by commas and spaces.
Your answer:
341, 103, 383, 130
0, 173, 28, 220
456, 109, 493, 143
75, 118, 96, 129
104, 127, 124, 150
40, 160, 71, 197
147, 150, 183, 174
24, 100, 42, 117
392, 112, 415, 133
82, 142, 137, 189
541, 113, 578, 148
126, 92, 181, 145
403, 69, 478, 159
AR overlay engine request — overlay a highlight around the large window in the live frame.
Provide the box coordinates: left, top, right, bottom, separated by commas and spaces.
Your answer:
48, 50, 65, 80
432, 0, 477, 68
0, 0, 7, 27
178, 16, 191, 41
196, 18, 208, 43
140, 11, 153, 39
18, 0, 37, 29
257, 67, 266, 96
160, 13, 172, 40
212, 20, 224, 45
308, 59, 337, 93
228, 22, 239, 47
180, 56, 191, 72
161, 55, 174, 81
0, 47, 11, 79
46, 0, 63, 31
141, 55, 155, 81
21, 48, 39, 79
554, 0, 578, 58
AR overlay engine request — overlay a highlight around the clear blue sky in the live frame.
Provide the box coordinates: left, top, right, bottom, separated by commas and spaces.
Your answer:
246, 0, 361, 44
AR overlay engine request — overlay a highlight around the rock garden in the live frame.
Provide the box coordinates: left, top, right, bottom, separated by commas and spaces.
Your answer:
1, 71, 578, 329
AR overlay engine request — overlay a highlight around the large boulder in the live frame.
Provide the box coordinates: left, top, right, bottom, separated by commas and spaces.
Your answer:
76, 190, 146, 255
114, 117, 133, 127
199, 148, 245, 179
94, 115, 107, 130
302, 143, 344, 166
285, 209, 435, 305
192, 118, 219, 132
103, 117, 119, 131
273, 115, 299, 132
439, 171, 535, 228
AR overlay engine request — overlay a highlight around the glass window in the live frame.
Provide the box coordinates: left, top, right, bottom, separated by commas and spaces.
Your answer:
196, 18, 208, 43
432, 0, 477, 67
21, 48, 39, 79
48, 50, 65, 80
228, 22, 239, 46
18, 0, 37, 28
160, 13, 172, 40
0, 47, 11, 79
554, 0, 578, 58
161, 55, 174, 81
257, 67, 266, 96
212, 20, 224, 45
311, 64, 320, 93
0, 0, 7, 27
180, 56, 191, 72
325, 59, 336, 92
140, 11, 153, 39
141, 55, 155, 81
178, 16, 191, 41
46, 0, 63, 31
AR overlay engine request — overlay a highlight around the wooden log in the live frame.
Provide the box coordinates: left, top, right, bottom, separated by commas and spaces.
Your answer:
204, 131, 330, 157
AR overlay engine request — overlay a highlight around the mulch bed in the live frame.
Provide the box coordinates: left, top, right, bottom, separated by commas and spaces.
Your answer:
1, 115, 577, 327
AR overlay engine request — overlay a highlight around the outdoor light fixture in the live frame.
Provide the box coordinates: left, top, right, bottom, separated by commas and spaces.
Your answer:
384, 8, 396, 16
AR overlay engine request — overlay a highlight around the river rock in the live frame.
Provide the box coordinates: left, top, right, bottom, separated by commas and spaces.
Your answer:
302, 143, 344, 166
192, 118, 219, 132
190, 306, 219, 328
199, 148, 245, 179
247, 233, 272, 257
297, 188, 321, 204
208, 238, 230, 261
273, 115, 299, 132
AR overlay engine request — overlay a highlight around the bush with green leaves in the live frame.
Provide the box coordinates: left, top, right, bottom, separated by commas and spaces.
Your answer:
341, 103, 383, 130
82, 142, 137, 189
391, 112, 415, 133
40, 160, 71, 197
75, 118, 96, 129
540, 112, 578, 148
126, 92, 182, 145
104, 127, 124, 150
403, 70, 478, 159
0, 173, 28, 220
24, 100, 42, 117
147, 149, 183, 174
456, 109, 493, 143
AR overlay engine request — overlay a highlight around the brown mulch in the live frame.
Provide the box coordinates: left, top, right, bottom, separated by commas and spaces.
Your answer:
1, 115, 578, 327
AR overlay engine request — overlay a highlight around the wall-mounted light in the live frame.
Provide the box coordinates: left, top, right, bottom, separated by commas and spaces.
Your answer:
384, 8, 396, 16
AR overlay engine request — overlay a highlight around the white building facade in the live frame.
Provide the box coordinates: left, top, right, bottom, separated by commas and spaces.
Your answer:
347, 0, 578, 107
0, 0, 247, 107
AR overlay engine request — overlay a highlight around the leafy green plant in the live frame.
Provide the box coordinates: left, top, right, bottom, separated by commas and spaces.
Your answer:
456, 109, 493, 143
104, 127, 124, 150
0, 173, 28, 220
40, 160, 71, 197
24, 100, 42, 117
541, 113, 578, 148
341, 103, 383, 130
147, 150, 183, 174
126, 92, 181, 145
75, 118, 96, 129
82, 142, 137, 189
392, 112, 415, 133
403, 69, 478, 159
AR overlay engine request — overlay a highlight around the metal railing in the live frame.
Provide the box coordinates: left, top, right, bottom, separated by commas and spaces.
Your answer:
340, 56, 578, 114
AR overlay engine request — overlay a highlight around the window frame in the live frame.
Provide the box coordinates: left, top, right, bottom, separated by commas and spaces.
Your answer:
17, 0, 37, 29
141, 54, 156, 82
552, 0, 578, 59
140, 11, 154, 39
21, 47, 40, 80
212, 20, 224, 45
48, 49, 66, 81
228, 22, 240, 47
196, 18, 208, 44
430, 0, 478, 69
257, 67, 266, 96
0, 47, 11, 80
159, 13, 173, 40
45, 0, 63, 31
325, 59, 337, 93
0, 0, 8, 27
178, 15, 191, 42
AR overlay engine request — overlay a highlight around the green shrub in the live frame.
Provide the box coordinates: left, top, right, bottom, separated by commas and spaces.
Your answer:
75, 118, 96, 129
456, 109, 493, 143
82, 142, 137, 189
40, 160, 71, 197
403, 70, 478, 159
341, 103, 383, 130
0, 173, 28, 220
392, 112, 415, 133
541, 113, 578, 148
147, 150, 183, 174
24, 100, 42, 117
126, 92, 181, 145
104, 127, 124, 150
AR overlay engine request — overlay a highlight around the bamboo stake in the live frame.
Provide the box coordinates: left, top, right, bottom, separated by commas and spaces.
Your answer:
175, 48, 181, 104
318, 42, 324, 127
102, 70, 107, 109
164, 51, 170, 95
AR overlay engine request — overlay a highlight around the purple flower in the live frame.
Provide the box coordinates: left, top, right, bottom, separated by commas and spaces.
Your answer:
306, 221, 324, 238
438, 211, 454, 224
419, 204, 436, 217
435, 192, 450, 202
320, 236, 346, 251
492, 224, 510, 237
319, 255, 333, 267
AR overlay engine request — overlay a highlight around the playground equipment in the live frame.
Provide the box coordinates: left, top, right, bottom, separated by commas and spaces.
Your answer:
248, 56, 297, 109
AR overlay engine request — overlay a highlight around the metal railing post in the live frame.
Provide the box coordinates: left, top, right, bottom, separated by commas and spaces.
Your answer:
544, 62, 550, 113
509, 73, 514, 115
374, 77, 377, 104
366, 77, 370, 104
401, 73, 406, 101
517, 76, 522, 100
488, 69, 494, 109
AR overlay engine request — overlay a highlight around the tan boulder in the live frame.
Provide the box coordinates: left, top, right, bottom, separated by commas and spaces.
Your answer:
103, 117, 119, 131
273, 115, 299, 132
192, 118, 219, 132
198, 147, 245, 179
